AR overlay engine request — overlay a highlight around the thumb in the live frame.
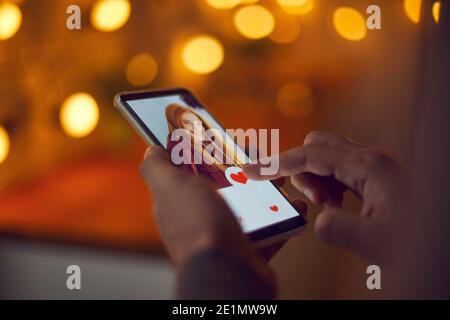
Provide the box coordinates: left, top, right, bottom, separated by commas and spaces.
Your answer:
315, 209, 370, 257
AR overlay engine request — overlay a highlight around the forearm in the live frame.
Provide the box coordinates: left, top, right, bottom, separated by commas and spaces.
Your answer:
177, 248, 277, 300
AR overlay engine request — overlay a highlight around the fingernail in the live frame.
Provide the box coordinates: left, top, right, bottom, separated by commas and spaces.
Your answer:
243, 163, 260, 175
244, 162, 258, 168
243, 162, 257, 169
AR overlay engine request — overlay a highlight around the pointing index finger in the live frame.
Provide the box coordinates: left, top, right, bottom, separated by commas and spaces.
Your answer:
244, 144, 373, 197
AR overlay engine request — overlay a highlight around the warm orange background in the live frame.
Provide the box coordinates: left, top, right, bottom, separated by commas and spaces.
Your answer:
0, 0, 424, 298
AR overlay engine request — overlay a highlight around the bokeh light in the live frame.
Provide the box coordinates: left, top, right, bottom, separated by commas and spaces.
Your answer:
234, 5, 275, 40
204, 0, 240, 9
277, 82, 314, 119
404, 0, 422, 24
182, 35, 224, 74
240, 0, 260, 4
270, 15, 301, 44
91, 0, 131, 32
276, 0, 314, 15
333, 7, 367, 41
0, 2, 22, 40
433, 1, 441, 24
60, 93, 100, 138
126, 53, 158, 86
0, 126, 10, 164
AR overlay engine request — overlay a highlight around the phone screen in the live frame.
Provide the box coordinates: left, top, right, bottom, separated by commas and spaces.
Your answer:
122, 90, 306, 238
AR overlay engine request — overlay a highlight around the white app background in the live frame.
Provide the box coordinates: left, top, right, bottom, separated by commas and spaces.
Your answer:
219, 167, 299, 233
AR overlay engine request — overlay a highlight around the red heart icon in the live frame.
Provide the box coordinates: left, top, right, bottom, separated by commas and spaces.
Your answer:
270, 205, 279, 212
230, 172, 248, 185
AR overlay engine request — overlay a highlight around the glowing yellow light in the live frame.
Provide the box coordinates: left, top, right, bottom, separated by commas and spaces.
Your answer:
60, 93, 100, 138
240, 0, 260, 3
433, 1, 441, 24
333, 7, 367, 41
126, 53, 158, 86
91, 0, 131, 32
0, 126, 10, 164
277, 0, 314, 15
404, 0, 422, 24
205, 0, 240, 9
234, 5, 275, 40
0, 2, 22, 40
270, 16, 301, 44
182, 35, 224, 74
277, 82, 314, 119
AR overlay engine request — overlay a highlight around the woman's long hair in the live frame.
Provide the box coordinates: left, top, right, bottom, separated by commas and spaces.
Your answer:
165, 103, 244, 172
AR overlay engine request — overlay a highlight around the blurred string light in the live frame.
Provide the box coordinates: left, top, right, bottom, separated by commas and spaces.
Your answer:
91, 0, 131, 32
126, 53, 158, 86
182, 35, 224, 74
433, 1, 441, 24
277, 82, 314, 119
333, 7, 367, 41
205, 0, 240, 9
404, 0, 422, 24
276, 0, 314, 15
0, 2, 22, 40
0, 126, 10, 164
270, 15, 301, 44
60, 93, 100, 138
234, 5, 275, 39
204, 0, 259, 9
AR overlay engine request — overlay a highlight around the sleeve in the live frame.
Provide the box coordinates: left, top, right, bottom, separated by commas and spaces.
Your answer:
176, 248, 277, 300
406, 0, 450, 298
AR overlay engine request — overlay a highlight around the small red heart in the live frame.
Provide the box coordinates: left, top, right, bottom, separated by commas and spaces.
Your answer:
270, 205, 279, 212
230, 172, 248, 185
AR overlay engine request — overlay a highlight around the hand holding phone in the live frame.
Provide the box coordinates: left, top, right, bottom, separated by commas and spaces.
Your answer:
114, 88, 307, 246
140, 146, 253, 265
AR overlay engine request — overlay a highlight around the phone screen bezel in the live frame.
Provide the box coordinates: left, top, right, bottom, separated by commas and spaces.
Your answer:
117, 88, 307, 242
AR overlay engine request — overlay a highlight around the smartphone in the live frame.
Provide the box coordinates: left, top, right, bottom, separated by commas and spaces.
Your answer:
114, 88, 307, 247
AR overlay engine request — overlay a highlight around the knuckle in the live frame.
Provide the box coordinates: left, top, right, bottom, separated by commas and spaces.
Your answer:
315, 212, 334, 240
360, 149, 391, 173
304, 131, 323, 145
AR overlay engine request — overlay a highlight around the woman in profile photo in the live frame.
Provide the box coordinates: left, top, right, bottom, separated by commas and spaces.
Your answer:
165, 103, 245, 188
